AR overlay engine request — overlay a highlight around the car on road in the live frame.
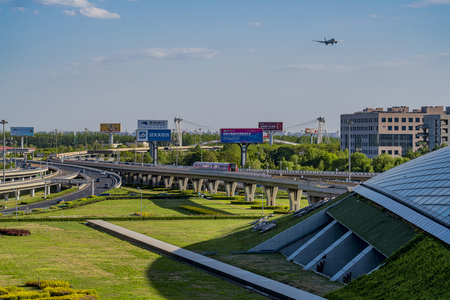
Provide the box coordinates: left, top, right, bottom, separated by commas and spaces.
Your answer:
104, 184, 109, 188
99, 171, 106, 175
95, 178, 101, 182
56, 199, 65, 204
98, 193, 111, 197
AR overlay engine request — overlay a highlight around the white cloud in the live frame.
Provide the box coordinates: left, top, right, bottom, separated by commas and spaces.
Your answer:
63, 9, 76, 16
92, 48, 219, 64
249, 22, 261, 27
33, 9, 40, 14
248, 48, 256, 53
417, 52, 450, 59
263, 64, 352, 71
369, 14, 380, 18
13, 6, 25, 12
79, 7, 120, 19
34, 0, 120, 19
407, 0, 450, 7
36, 0, 93, 8
365, 61, 417, 68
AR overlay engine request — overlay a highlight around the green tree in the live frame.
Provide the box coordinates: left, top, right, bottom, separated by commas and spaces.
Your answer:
350, 152, 373, 172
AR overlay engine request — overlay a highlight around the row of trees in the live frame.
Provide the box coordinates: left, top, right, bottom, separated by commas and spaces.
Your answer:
2, 131, 445, 173
157, 143, 419, 173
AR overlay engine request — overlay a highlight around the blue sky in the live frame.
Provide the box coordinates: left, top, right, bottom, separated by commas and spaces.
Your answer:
1, 0, 450, 134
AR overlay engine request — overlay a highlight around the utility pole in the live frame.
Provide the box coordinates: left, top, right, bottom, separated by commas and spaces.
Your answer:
1, 120, 8, 183
346, 120, 354, 181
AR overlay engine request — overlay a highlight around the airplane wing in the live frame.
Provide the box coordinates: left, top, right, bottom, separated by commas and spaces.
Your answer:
313, 40, 326, 43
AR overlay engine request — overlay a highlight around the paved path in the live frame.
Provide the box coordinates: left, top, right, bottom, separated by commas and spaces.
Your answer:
87, 219, 325, 300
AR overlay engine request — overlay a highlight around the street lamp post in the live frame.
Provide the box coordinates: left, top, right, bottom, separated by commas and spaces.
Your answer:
12, 187, 17, 218
346, 120, 354, 181
198, 129, 203, 162
137, 187, 143, 215
258, 185, 265, 216
55, 129, 58, 158
1, 120, 8, 183
84, 128, 88, 151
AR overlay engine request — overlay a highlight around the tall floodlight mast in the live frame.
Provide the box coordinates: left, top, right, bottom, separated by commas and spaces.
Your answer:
174, 117, 183, 147
317, 117, 325, 144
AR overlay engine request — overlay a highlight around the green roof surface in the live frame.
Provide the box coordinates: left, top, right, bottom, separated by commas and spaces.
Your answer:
327, 195, 416, 257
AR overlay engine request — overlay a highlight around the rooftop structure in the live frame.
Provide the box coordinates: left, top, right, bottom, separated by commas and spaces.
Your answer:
250, 146, 449, 284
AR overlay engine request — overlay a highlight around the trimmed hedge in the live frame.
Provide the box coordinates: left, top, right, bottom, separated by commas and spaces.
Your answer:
250, 205, 289, 210
0, 215, 261, 222
230, 200, 262, 205
26, 280, 70, 289
179, 205, 229, 215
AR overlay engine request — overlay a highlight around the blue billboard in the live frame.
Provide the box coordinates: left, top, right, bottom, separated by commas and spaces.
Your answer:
220, 128, 263, 144
10, 127, 34, 137
137, 129, 171, 142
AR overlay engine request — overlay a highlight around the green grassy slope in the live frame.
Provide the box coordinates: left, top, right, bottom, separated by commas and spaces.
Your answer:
327, 195, 416, 256
326, 235, 450, 300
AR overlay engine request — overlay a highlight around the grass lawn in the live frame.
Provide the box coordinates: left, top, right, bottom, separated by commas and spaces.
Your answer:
0, 221, 267, 299
0, 186, 342, 299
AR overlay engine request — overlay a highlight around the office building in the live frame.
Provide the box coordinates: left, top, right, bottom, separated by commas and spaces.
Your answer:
340, 106, 446, 158
422, 108, 450, 149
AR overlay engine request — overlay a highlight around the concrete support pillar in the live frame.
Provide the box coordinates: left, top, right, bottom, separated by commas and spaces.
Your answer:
264, 186, 278, 206
244, 183, 256, 202
307, 195, 324, 205
224, 181, 237, 197
57, 183, 62, 193
47, 185, 51, 195
142, 175, 150, 185
177, 178, 189, 191
30, 189, 35, 197
133, 174, 139, 184
287, 189, 303, 211
207, 180, 220, 194
192, 179, 204, 193
44, 183, 48, 198
163, 176, 174, 189
152, 175, 161, 187
14, 190, 20, 200
4, 193, 8, 201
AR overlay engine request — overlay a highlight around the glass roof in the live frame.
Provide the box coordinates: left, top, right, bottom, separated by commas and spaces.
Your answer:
362, 146, 450, 226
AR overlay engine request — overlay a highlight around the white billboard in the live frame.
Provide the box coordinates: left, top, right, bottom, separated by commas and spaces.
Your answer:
137, 120, 168, 129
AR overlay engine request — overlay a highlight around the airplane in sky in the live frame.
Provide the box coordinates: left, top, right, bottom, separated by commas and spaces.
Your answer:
313, 37, 343, 45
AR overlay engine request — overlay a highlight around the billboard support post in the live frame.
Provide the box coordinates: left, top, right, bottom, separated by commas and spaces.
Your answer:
220, 128, 263, 168
238, 143, 252, 168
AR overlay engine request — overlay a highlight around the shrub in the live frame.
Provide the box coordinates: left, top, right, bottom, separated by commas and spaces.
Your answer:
80, 198, 87, 201
0, 290, 48, 299
66, 201, 73, 206
0, 228, 31, 236
0, 286, 25, 295
32, 208, 43, 213
89, 195, 97, 199
50, 206, 58, 210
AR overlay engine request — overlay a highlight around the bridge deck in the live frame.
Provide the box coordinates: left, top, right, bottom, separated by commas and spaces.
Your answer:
87, 219, 324, 300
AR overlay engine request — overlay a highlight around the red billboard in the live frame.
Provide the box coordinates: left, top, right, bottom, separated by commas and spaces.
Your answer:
258, 122, 283, 131
305, 128, 318, 134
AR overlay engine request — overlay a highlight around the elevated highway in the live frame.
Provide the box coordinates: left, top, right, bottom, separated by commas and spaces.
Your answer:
63, 159, 353, 211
